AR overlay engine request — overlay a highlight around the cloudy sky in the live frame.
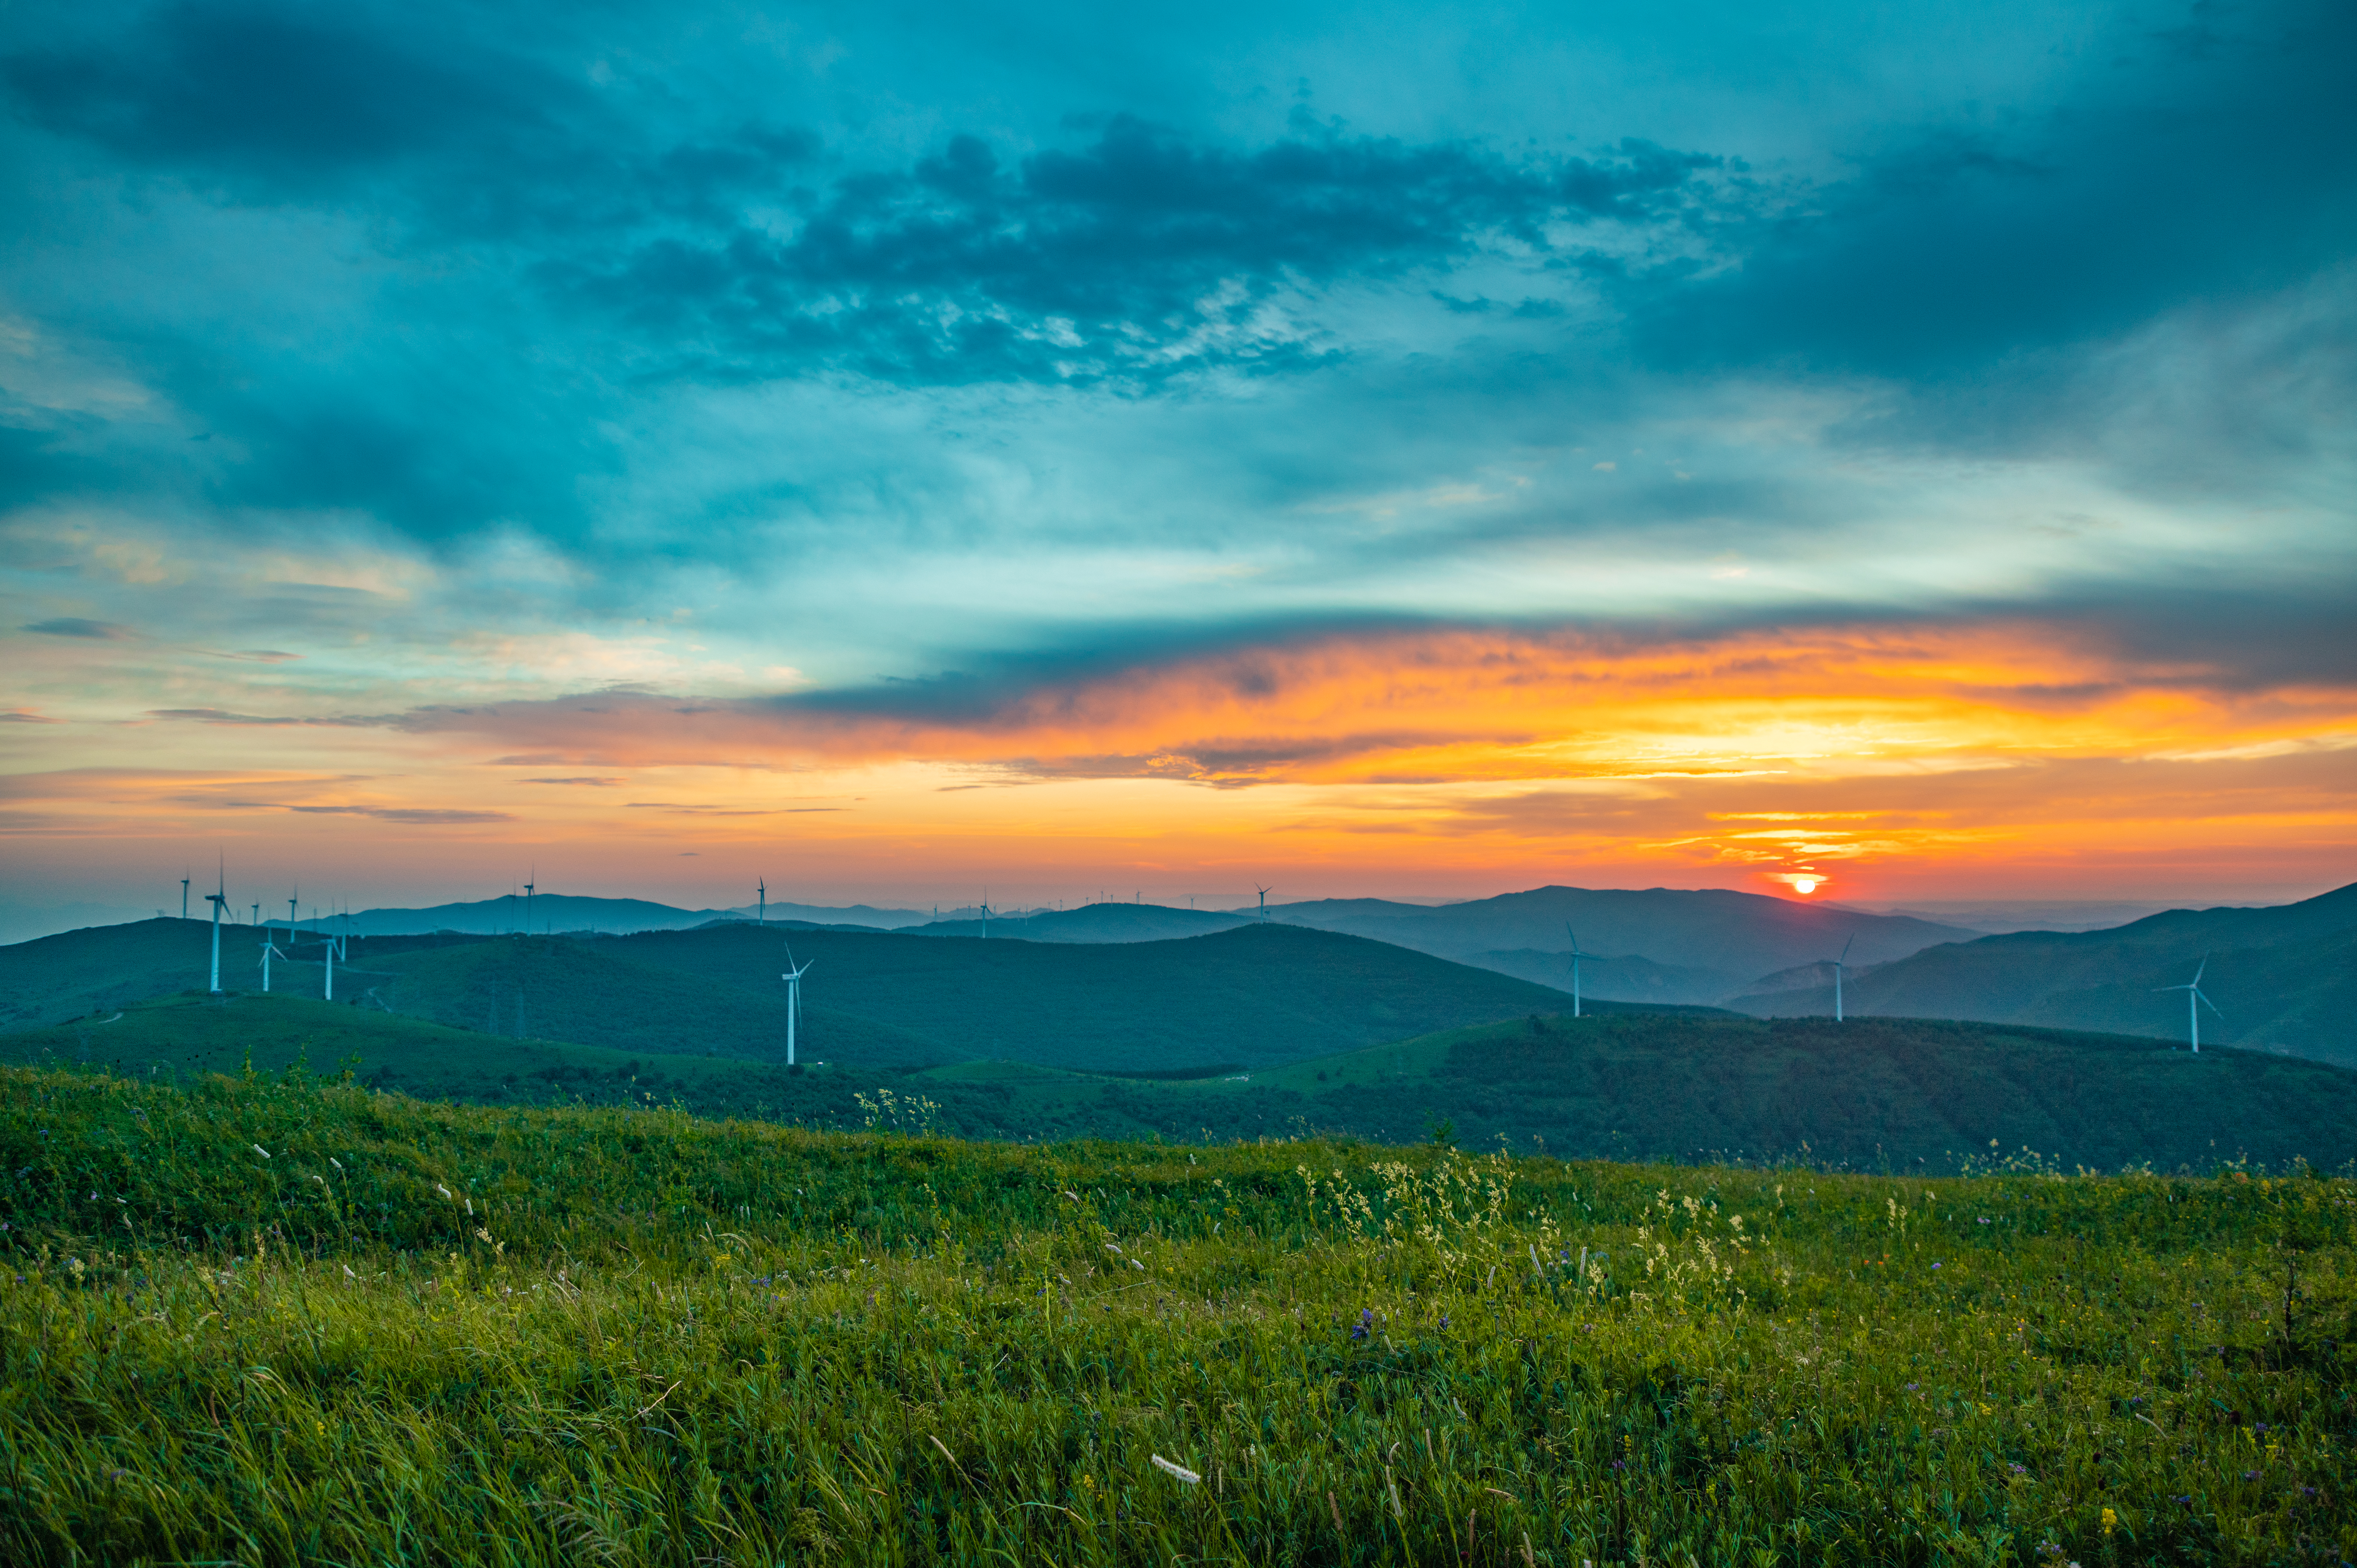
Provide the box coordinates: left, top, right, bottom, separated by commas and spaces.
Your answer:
2, 0, 2352, 928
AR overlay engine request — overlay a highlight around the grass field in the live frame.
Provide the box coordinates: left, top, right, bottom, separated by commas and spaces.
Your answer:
3, 1060, 2352, 1566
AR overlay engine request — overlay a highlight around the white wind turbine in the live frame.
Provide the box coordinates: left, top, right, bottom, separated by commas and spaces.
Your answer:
2155, 956, 2221, 1053
757, 877, 767, 927
781, 943, 813, 1066
523, 868, 536, 935
1255, 885, 1273, 922
978, 890, 993, 939
258, 932, 287, 992
1563, 924, 1599, 1019
204, 860, 228, 994
181, 874, 191, 922
1829, 934, 1854, 1022
318, 912, 347, 1001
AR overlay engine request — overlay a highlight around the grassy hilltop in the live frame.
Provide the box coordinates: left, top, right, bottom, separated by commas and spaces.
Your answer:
2, 1062, 2351, 1566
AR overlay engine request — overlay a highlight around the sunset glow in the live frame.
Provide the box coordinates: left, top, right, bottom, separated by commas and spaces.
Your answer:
3, 0, 2352, 930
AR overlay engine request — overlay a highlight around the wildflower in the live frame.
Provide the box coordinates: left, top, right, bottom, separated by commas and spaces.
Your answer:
1151, 1454, 1200, 1484
251, 1145, 269, 1159
2243, 1470, 2258, 1481
2100, 1507, 2116, 1536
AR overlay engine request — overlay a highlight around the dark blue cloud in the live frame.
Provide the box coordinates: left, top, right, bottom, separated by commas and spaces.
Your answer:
0, 0, 2346, 696
25, 617, 135, 638
1627, 0, 2357, 377
2, 6, 578, 181
544, 119, 1723, 385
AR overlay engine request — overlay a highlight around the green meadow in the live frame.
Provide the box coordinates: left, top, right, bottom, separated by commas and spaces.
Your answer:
4, 1060, 2353, 1566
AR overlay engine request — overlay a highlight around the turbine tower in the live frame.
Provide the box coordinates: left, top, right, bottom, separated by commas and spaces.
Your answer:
2155, 957, 2221, 1053
979, 891, 992, 939
258, 933, 286, 992
781, 944, 813, 1066
181, 875, 191, 921
1255, 885, 1272, 922
758, 877, 767, 927
523, 867, 536, 934
1563, 924, 1599, 1019
288, 888, 299, 935
1829, 935, 1854, 1023
204, 862, 228, 994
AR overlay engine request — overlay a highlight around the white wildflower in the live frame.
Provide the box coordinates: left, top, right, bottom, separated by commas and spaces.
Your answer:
1151, 1454, 1200, 1484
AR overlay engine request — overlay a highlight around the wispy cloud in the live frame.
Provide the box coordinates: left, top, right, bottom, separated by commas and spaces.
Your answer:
24, 618, 136, 639
286, 805, 511, 824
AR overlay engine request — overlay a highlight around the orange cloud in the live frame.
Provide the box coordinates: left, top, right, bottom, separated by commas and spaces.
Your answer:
12, 618, 2355, 904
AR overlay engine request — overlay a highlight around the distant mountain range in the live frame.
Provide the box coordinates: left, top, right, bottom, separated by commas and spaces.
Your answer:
1260, 886, 1978, 1003
271, 893, 929, 936
910, 903, 1251, 943
0, 915, 1692, 1072
1727, 882, 2357, 1067
10, 880, 2350, 1069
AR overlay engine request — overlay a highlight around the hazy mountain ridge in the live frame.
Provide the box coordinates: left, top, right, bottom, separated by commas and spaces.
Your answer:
908, 903, 1252, 943
274, 894, 929, 936
1266, 886, 1976, 1003
1727, 883, 2357, 1065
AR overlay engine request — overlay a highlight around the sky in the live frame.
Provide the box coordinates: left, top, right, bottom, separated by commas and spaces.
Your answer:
2, 0, 2353, 932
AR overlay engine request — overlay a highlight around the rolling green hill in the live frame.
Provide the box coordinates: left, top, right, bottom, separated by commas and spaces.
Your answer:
12, 990, 2353, 1171
0, 917, 223, 1029
2, 917, 1677, 1075
351, 936, 948, 1068
911, 1013, 2357, 1171
583, 920, 1657, 1071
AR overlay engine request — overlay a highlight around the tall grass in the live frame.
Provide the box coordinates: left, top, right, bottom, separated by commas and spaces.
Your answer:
3, 1062, 2351, 1565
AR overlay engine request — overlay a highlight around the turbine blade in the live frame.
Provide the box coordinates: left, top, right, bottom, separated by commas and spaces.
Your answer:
2192, 956, 2207, 985
2197, 990, 2223, 1017
1839, 934, 1854, 962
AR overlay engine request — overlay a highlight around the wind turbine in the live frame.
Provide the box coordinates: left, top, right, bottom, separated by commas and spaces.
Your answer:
523, 867, 535, 934
1255, 885, 1272, 922
1563, 924, 1600, 1019
258, 933, 286, 992
204, 860, 228, 994
2155, 957, 2221, 1053
1829, 934, 1854, 1023
781, 943, 813, 1066
757, 877, 766, 926
250, 902, 260, 927
181, 875, 191, 922
288, 888, 299, 935
979, 890, 992, 939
